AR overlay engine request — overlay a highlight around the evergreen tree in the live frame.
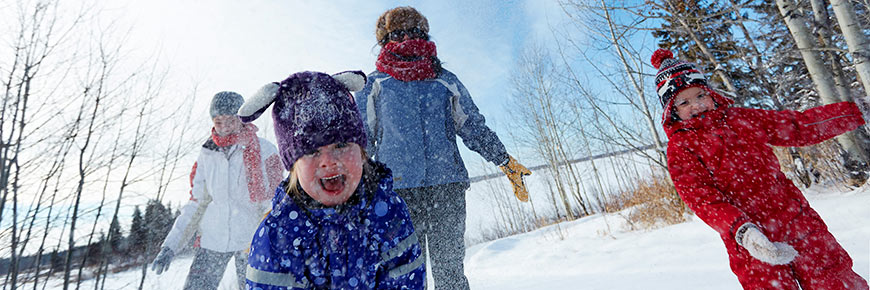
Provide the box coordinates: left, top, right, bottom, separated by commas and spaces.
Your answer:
128, 206, 147, 257
650, 0, 759, 106
143, 199, 173, 257
749, 0, 821, 109
108, 215, 123, 255
49, 249, 63, 272
86, 233, 106, 266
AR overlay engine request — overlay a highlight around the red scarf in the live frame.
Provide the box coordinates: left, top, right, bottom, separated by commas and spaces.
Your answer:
376, 39, 438, 81
211, 123, 270, 202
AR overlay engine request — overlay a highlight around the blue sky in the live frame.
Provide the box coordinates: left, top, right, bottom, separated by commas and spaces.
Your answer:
110, 0, 568, 180
1, 1, 672, 254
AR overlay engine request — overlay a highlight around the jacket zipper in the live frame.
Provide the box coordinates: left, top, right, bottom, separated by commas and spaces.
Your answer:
225, 145, 236, 250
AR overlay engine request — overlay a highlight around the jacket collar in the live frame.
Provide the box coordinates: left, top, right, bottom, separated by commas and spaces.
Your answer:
273, 160, 393, 224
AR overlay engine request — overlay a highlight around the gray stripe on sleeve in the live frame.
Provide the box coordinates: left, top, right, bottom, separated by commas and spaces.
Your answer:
387, 254, 425, 279
245, 265, 308, 288
434, 79, 467, 131
802, 114, 857, 126
380, 232, 419, 262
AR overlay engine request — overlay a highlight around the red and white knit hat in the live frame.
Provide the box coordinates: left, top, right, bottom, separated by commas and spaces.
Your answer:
651, 49, 708, 108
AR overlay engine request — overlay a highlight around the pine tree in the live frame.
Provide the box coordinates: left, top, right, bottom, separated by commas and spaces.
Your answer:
50, 249, 64, 272
650, 0, 758, 106
128, 206, 147, 258
742, 0, 814, 109
86, 233, 106, 266
143, 199, 173, 257
108, 215, 123, 255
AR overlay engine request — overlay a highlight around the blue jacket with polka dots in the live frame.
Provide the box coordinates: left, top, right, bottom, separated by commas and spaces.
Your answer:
245, 161, 425, 289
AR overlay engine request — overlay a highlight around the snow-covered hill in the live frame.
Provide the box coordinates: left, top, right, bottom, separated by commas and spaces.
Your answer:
30, 185, 869, 289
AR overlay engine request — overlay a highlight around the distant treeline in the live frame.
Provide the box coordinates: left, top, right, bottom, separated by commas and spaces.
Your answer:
1, 199, 178, 284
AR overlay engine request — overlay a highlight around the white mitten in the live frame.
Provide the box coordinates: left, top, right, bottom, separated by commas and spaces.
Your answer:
736, 223, 798, 265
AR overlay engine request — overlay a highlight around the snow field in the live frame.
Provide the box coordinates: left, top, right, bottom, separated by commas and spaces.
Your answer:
30, 178, 869, 289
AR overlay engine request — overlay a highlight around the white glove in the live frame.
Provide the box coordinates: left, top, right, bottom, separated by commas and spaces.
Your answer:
736, 223, 798, 265
151, 247, 174, 275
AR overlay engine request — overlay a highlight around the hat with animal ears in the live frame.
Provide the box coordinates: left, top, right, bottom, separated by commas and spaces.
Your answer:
237, 71, 367, 170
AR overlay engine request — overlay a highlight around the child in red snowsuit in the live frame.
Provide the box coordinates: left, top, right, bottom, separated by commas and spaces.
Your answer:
654, 49, 869, 290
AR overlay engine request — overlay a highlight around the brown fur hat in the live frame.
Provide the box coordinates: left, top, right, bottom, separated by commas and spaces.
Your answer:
376, 6, 429, 45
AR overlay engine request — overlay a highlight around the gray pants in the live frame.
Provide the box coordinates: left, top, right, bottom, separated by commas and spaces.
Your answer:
182, 247, 246, 290
395, 182, 470, 290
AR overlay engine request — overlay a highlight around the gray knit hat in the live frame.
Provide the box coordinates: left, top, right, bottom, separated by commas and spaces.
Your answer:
209, 91, 244, 118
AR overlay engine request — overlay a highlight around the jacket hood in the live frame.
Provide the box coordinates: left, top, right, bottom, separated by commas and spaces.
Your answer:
662, 86, 734, 137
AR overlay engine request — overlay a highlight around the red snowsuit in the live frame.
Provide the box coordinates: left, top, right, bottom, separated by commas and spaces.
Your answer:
664, 89, 869, 290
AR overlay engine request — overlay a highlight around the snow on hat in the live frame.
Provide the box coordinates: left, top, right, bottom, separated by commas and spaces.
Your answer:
376, 6, 429, 45
652, 49, 708, 108
238, 71, 367, 170
210, 91, 244, 118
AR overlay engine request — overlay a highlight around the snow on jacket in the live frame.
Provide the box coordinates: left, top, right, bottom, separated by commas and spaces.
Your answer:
354, 69, 509, 189
246, 161, 425, 289
664, 92, 865, 249
161, 137, 283, 253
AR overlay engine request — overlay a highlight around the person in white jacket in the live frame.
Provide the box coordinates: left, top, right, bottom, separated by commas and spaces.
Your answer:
151, 91, 284, 290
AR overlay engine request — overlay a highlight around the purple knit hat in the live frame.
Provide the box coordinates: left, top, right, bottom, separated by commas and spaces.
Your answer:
237, 71, 367, 170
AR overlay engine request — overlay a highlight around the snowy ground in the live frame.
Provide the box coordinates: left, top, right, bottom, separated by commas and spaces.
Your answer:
30, 184, 869, 289
465, 185, 869, 289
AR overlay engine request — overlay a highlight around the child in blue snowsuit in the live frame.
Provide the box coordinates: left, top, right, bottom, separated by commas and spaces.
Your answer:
238, 71, 425, 289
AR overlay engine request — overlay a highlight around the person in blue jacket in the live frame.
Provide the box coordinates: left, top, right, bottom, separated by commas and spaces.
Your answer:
356, 6, 532, 289
238, 70, 425, 289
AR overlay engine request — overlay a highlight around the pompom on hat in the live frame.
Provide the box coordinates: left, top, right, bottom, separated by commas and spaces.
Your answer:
238, 71, 367, 170
376, 6, 429, 45
652, 49, 708, 108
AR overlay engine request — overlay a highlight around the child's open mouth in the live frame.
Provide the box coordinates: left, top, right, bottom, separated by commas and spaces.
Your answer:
320, 174, 346, 195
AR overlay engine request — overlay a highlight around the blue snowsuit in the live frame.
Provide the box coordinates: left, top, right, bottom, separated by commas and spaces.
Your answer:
245, 161, 425, 289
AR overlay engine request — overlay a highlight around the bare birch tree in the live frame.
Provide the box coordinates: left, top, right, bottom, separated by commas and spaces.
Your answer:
1, 0, 89, 287
829, 0, 870, 118
508, 45, 593, 221
561, 0, 669, 166
0, 1, 200, 288
776, 0, 870, 185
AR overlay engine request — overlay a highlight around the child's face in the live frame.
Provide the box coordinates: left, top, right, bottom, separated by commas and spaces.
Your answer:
294, 142, 363, 206
674, 87, 715, 120
212, 115, 242, 136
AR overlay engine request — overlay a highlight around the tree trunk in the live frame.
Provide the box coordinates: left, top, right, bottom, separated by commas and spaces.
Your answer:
830, 0, 870, 120
810, 0, 853, 101
776, 0, 869, 184
663, 1, 739, 95
9, 160, 20, 289
599, 0, 667, 164
777, 0, 842, 101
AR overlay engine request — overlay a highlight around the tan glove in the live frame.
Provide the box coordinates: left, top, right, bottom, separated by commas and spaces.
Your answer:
499, 155, 532, 202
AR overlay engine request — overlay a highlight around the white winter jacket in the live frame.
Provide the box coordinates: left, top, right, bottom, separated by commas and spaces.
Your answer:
161, 137, 283, 253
